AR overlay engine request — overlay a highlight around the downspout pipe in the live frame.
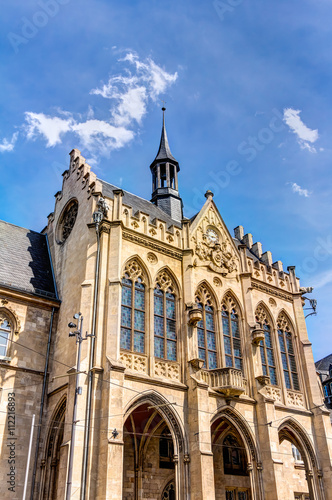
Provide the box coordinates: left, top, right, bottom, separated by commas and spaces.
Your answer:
30, 233, 59, 500
80, 212, 102, 500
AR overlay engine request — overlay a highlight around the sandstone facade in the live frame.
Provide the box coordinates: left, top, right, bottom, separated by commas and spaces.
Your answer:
1, 116, 332, 500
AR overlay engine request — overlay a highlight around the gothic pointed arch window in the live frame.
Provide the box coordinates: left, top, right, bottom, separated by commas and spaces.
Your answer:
195, 285, 217, 369
154, 270, 177, 361
121, 260, 146, 353
255, 305, 278, 385
159, 426, 175, 469
221, 294, 243, 370
0, 313, 12, 358
223, 433, 248, 476
277, 313, 299, 391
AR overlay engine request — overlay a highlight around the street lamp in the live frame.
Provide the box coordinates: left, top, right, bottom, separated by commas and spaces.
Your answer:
66, 313, 87, 500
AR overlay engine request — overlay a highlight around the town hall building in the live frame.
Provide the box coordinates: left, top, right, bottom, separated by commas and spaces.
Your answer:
0, 109, 332, 500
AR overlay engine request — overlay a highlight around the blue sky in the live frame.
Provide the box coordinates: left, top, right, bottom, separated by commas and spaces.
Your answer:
1, 0, 331, 360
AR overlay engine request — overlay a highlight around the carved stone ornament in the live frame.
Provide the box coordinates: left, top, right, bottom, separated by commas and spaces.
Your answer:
187, 308, 203, 326
256, 375, 270, 386
213, 277, 222, 287
189, 358, 205, 371
192, 218, 237, 276
252, 327, 265, 345
259, 385, 282, 403
147, 252, 158, 264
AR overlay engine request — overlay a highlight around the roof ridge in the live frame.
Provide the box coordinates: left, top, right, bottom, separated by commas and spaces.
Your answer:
0, 219, 44, 236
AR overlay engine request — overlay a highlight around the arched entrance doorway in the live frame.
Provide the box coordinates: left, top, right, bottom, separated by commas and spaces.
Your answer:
122, 393, 189, 500
39, 398, 67, 500
211, 407, 263, 500
123, 403, 176, 499
277, 419, 323, 500
212, 418, 251, 500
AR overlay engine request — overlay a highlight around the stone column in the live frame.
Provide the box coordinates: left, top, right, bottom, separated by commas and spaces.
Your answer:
187, 377, 216, 500
292, 294, 332, 498
166, 162, 170, 187
105, 363, 126, 500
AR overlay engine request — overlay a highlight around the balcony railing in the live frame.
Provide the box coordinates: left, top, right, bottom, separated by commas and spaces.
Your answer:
199, 367, 247, 396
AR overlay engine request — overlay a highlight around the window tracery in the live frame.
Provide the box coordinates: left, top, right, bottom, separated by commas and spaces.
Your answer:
221, 294, 242, 370
277, 312, 299, 391
255, 305, 277, 385
154, 270, 177, 361
195, 285, 217, 369
120, 260, 146, 353
57, 199, 78, 244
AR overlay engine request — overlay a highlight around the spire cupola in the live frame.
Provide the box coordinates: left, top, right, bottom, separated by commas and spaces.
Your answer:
150, 108, 182, 222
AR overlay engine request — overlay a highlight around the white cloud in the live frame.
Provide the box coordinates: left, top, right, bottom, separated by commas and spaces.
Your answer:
0, 132, 18, 152
283, 108, 318, 152
290, 182, 311, 197
111, 87, 147, 126
23, 53, 178, 160
91, 52, 177, 124
72, 120, 134, 155
24, 112, 73, 147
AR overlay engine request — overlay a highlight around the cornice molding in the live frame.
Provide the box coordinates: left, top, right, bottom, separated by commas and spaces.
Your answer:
122, 230, 182, 260
251, 280, 293, 302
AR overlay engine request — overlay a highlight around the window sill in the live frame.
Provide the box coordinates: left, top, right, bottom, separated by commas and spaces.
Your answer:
0, 356, 11, 362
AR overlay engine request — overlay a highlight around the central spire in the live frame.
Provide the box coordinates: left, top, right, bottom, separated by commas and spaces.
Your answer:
151, 107, 178, 167
150, 108, 182, 222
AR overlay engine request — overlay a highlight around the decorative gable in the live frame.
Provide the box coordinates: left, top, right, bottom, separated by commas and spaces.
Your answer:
190, 197, 239, 277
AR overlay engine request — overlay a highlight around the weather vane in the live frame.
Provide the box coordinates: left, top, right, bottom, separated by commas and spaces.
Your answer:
160, 99, 167, 110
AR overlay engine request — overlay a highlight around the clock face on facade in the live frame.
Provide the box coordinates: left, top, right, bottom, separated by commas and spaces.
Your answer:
57, 200, 78, 244
206, 228, 219, 244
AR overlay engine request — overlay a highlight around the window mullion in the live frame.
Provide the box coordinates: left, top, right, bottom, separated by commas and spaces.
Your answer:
229, 311, 234, 367
264, 341, 269, 378
285, 331, 293, 389
204, 308, 208, 368
131, 281, 135, 351
164, 292, 167, 360
282, 330, 293, 388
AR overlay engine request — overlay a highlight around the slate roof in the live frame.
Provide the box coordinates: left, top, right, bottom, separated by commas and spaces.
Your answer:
315, 354, 332, 373
0, 220, 57, 299
150, 109, 178, 168
99, 179, 182, 229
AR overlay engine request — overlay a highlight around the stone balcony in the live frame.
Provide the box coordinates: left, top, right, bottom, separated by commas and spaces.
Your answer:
199, 367, 247, 397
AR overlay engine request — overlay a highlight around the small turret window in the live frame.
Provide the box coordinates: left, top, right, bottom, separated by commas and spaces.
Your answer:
160, 164, 167, 188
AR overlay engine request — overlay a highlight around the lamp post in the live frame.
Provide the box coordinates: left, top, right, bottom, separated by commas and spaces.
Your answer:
66, 313, 87, 500
81, 198, 108, 500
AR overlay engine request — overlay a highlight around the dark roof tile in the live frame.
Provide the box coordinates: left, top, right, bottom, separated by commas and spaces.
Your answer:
0, 220, 56, 298
98, 180, 182, 229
